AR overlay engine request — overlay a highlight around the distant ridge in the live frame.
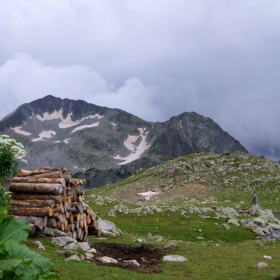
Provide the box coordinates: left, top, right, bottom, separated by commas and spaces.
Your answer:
0, 95, 248, 188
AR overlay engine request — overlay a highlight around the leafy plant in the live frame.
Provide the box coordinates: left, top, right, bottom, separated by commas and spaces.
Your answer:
0, 206, 60, 280
0, 134, 27, 206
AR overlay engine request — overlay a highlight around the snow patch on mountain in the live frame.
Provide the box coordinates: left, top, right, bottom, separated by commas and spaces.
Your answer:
11, 125, 32, 136
35, 109, 103, 128
114, 128, 150, 165
71, 122, 100, 133
32, 130, 56, 142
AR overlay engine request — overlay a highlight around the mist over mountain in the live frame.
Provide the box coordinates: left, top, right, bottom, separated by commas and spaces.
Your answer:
0, 95, 247, 188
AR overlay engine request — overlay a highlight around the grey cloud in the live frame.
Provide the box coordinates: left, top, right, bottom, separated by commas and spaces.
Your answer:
0, 1, 280, 161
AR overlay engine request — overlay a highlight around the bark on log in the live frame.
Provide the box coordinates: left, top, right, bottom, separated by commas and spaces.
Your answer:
11, 193, 62, 203
10, 199, 55, 208
18, 167, 67, 177
53, 213, 64, 223
67, 223, 75, 232
47, 218, 57, 228
9, 183, 63, 195
74, 221, 80, 230
82, 231, 88, 242
53, 207, 64, 214
9, 206, 53, 217
11, 215, 44, 230
11, 177, 66, 187
24, 171, 63, 179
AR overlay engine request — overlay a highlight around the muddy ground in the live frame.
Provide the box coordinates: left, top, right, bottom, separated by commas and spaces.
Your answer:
91, 242, 163, 273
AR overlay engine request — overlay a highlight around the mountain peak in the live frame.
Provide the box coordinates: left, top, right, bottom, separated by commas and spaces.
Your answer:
0, 95, 248, 188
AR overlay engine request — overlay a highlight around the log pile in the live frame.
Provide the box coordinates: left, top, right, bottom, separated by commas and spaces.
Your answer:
9, 167, 100, 241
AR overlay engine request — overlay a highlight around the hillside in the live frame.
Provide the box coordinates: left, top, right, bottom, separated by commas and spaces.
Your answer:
0, 95, 247, 188
28, 151, 280, 279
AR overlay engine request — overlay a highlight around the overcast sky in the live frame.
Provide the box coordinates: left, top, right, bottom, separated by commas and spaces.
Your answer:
0, 0, 280, 161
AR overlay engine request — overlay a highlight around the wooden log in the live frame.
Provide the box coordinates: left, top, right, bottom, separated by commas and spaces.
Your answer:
73, 213, 81, 221
65, 211, 70, 219
76, 203, 84, 214
53, 206, 64, 214
18, 167, 67, 177
52, 213, 63, 223
29, 223, 37, 236
83, 218, 87, 231
10, 199, 55, 208
11, 193, 62, 203
85, 207, 91, 215
82, 231, 88, 242
69, 214, 74, 224
58, 222, 65, 231
9, 206, 53, 217
11, 177, 66, 188
47, 218, 57, 228
86, 215, 91, 225
79, 219, 84, 229
77, 189, 84, 196
11, 215, 44, 230
74, 220, 80, 230
78, 231, 84, 242
68, 207, 77, 213
67, 223, 75, 232
25, 171, 63, 179
9, 183, 63, 195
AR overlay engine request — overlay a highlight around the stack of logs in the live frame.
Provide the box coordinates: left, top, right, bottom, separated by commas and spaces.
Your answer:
8, 167, 99, 242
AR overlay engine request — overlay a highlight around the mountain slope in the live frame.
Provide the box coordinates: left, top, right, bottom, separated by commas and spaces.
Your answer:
0, 95, 248, 188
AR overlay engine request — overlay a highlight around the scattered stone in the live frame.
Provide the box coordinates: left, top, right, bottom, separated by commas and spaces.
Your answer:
34, 241, 45, 251
257, 262, 267, 269
264, 255, 272, 260
52, 236, 77, 247
96, 219, 118, 235
163, 255, 188, 262
65, 255, 80, 261
37, 227, 67, 237
124, 260, 140, 266
78, 242, 91, 251
228, 218, 240, 227
97, 256, 118, 264
253, 227, 266, 235
250, 204, 263, 215
63, 242, 79, 250
101, 229, 117, 237
87, 248, 97, 253
163, 242, 176, 249
84, 252, 94, 260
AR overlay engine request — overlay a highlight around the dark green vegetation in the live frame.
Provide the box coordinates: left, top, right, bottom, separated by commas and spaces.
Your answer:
25, 152, 280, 279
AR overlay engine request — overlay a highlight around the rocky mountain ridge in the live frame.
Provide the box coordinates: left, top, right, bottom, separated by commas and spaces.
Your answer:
0, 95, 248, 188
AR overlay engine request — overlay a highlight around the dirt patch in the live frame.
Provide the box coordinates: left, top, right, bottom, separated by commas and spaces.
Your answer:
183, 183, 206, 191
91, 242, 163, 273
